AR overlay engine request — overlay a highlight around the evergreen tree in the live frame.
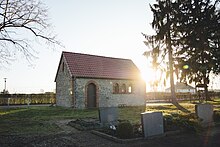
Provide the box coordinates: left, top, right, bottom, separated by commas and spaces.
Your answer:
175, 0, 220, 100
145, 0, 178, 104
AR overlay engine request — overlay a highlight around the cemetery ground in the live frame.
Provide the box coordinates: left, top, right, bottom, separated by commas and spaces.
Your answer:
0, 99, 220, 147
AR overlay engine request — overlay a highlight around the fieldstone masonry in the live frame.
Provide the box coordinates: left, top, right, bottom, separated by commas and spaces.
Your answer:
56, 58, 73, 107
74, 78, 145, 108
55, 52, 146, 108
56, 73, 145, 108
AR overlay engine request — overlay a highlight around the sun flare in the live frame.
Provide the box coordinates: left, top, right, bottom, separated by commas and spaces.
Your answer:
141, 68, 155, 83
133, 55, 166, 92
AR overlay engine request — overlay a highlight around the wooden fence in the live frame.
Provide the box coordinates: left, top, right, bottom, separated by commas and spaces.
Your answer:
0, 93, 56, 106
1, 92, 219, 105
146, 92, 220, 102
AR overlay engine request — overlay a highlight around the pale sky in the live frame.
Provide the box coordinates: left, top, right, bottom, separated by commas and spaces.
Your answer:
0, 0, 219, 93
0, 0, 156, 93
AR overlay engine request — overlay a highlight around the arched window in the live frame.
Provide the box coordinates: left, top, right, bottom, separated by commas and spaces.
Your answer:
128, 84, 132, 93
121, 84, 126, 93
113, 83, 119, 94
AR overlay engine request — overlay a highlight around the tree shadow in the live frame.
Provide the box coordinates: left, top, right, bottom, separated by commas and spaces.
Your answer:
172, 101, 191, 113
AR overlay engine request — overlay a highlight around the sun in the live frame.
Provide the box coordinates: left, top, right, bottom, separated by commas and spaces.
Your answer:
132, 55, 159, 92
141, 68, 155, 83
140, 68, 157, 92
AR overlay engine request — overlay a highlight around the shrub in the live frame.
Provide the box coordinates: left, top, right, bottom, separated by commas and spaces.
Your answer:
164, 113, 201, 132
116, 120, 134, 139
213, 111, 220, 122
164, 115, 180, 131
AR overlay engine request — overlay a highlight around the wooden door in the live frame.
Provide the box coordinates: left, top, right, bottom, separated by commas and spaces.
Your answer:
87, 83, 96, 108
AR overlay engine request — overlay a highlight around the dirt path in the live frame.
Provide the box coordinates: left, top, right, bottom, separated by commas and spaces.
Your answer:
53, 119, 80, 134
0, 120, 220, 147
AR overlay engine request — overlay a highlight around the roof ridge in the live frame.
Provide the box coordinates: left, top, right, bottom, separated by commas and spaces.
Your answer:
57, 51, 141, 80
62, 51, 132, 61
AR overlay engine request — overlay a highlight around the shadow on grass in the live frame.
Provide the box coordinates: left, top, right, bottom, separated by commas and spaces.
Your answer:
0, 106, 99, 135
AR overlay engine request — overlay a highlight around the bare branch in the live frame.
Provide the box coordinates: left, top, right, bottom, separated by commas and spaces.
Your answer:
0, 0, 62, 65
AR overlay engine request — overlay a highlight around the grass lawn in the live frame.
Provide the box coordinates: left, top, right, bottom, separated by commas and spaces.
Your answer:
0, 106, 99, 135
0, 98, 219, 135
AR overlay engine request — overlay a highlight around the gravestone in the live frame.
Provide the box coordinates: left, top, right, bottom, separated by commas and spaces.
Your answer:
195, 104, 214, 127
99, 107, 118, 126
141, 111, 164, 138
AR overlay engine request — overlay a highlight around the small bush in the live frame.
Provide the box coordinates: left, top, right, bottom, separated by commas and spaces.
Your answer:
213, 111, 220, 122
164, 115, 180, 131
116, 120, 134, 139
164, 113, 201, 132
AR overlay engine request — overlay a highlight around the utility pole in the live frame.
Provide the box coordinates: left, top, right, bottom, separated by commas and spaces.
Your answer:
4, 78, 7, 92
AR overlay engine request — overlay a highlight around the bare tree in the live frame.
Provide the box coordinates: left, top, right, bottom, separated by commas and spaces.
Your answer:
0, 0, 60, 65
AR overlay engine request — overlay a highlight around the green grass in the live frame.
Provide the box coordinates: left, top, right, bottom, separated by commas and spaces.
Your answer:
0, 98, 219, 135
0, 106, 99, 135
119, 106, 145, 124
146, 103, 196, 115
0, 106, 98, 120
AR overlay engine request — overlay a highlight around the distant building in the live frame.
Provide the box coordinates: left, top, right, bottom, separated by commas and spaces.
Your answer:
55, 51, 146, 108
211, 89, 220, 92
165, 82, 196, 93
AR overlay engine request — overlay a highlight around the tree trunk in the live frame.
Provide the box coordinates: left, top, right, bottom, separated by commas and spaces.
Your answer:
167, 32, 189, 113
201, 49, 210, 101
166, 1, 189, 113
167, 35, 176, 104
203, 76, 210, 101
166, 0, 176, 104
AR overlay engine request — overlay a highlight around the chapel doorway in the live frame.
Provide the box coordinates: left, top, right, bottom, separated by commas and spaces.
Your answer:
87, 83, 97, 108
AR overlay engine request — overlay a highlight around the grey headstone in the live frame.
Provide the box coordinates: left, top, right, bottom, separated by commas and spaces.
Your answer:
99, 107, 118, 126
195, 104, 214, 126
141, 111, 164, 138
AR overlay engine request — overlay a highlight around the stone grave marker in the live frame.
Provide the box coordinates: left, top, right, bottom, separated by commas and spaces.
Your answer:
195, 104, 214, 127
99, 107, 118, 126
141, 111, 164, 138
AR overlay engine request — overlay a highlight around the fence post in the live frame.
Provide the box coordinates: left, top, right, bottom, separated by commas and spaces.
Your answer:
7, 98, 10, 107
27, 97, 30, 108
27, 94, 31, 108
189, 93, 191, 103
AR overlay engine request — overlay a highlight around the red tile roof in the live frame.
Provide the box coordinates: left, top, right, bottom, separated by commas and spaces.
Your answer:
56, 51, 141, 80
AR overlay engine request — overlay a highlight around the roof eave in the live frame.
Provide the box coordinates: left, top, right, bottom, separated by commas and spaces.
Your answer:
54, 53, 64, 82
72, 75, 142, 81
54, 52, 73, 82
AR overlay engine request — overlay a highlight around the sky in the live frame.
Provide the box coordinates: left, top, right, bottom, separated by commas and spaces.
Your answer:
0, 0, 219, 93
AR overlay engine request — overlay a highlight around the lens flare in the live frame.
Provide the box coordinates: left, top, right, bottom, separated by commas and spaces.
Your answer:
183, 65, 189, 70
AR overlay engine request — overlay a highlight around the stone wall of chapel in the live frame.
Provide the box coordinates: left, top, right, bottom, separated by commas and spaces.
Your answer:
75, 78, 145, 108
55, 58, 73, 107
